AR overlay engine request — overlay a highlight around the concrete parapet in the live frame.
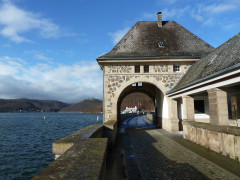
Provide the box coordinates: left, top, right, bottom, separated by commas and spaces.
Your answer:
33, 124, 114, 180
103, 120, 117, 148
52, 124, 104, 156
33, 138, 107, 180
147, 113, 154, 122
183, 121, 240, 161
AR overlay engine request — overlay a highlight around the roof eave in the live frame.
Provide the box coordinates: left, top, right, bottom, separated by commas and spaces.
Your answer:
97, 55, 201, 61
166, 63, 240, 96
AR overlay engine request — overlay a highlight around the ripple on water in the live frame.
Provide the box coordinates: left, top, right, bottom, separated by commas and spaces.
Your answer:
0, 113, 103, 179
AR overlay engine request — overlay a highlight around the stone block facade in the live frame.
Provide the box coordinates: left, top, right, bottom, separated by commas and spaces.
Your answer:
183, 121, 240, 161
182, 96, 195, 121
103, 62, 191, 131
207, 88, 229, 125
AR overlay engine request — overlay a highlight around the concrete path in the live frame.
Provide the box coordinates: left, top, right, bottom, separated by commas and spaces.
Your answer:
106, 115, 240, 180
121, 115, 155, 128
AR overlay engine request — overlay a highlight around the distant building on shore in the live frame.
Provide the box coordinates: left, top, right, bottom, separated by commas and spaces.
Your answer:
122, 106, 138, 114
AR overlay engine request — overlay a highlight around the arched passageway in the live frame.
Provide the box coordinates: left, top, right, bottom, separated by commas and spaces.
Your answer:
117, 82, 166, 128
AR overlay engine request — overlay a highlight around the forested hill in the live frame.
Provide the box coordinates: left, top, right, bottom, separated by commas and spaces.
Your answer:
0, 94, 154, 113
0, 98, 69, 112
60, 98, 102, 112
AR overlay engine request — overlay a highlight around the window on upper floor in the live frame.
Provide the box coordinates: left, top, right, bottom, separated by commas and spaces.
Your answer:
144, 65, 149, 73
135, 65, 140, 73
173, 65, 180, 72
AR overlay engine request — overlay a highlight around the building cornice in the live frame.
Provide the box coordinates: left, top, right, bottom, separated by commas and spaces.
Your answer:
167, 65, 240, 99
97, 58, 199, 64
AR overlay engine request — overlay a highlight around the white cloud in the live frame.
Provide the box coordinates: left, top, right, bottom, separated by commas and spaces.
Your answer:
109, 27, 130, 44
0, 1, 60, 43
34, 54, 52, 63
0, 56, 103, 103
143, 7, 189, 21
191, 2, 239, 25
162, 7, 189, 19
198, 3, 236, 15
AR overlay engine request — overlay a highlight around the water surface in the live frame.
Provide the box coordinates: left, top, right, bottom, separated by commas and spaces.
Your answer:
0, 113, 103, 180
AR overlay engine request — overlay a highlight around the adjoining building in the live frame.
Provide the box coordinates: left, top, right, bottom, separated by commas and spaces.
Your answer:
97, 12, 213, 132
166, 33, 240, 160
167, 32, 240, 127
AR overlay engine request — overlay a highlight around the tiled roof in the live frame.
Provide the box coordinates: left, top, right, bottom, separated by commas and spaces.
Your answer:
97, 21, 214, 60
167, 33, 240, 95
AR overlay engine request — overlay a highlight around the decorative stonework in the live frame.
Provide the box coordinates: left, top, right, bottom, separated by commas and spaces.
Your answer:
108, 65, 132, 74
106, 74, 181, 97
153, 65, 169, 73
152, 74, 181, 88
104, 63, 190, 121
105, 73, 182, 120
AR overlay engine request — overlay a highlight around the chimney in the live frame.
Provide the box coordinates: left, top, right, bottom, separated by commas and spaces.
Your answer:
157, 12, 162, 27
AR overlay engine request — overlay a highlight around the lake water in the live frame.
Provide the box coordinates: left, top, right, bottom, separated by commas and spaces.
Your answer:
0, 113, 103, 180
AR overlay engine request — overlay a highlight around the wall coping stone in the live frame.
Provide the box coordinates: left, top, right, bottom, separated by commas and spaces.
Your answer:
33, 138, 107, 180
183, 121, 240, 136
104, 120, 117, 130
52, 124, 104, 155
33, 124, 108, 180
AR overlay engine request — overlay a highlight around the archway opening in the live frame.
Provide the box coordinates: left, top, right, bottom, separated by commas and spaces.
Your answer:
117, 82, 165, 128
120, 92, 155, 113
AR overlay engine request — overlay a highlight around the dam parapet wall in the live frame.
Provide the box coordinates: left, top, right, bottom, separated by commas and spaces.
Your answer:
32, 120, 117, 180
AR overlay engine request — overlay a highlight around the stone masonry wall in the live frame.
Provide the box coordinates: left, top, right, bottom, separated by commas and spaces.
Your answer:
103, 63, 189, 121
183, 121, 240, 161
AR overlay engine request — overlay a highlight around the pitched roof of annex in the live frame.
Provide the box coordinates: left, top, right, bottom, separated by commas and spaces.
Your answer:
167, 32, 240, 95
97, 21, 214, 61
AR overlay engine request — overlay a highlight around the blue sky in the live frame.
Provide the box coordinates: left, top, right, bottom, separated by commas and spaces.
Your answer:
0, 0, 239, 103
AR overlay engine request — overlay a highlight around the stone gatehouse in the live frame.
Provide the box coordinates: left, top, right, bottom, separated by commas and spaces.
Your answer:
97, 12, 213, 132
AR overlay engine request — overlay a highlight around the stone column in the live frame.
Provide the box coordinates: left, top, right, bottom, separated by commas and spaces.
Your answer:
182, 96, 195, 121
207, 88, 229, 125
168, 98, 179, 132
231, 96, 238, 119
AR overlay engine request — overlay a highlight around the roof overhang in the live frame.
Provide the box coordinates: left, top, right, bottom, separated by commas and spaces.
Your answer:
167, 64, 240, 99
97, 57, 199, 64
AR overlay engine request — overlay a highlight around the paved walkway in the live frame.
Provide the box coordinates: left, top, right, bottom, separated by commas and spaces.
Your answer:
121, 115, 155, 128
106, 116, 240, 180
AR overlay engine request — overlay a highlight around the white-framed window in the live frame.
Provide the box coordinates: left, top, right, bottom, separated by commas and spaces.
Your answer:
173, 65, 180, 72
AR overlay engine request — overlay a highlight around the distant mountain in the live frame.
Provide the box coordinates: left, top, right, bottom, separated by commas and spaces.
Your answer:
60, 98, 102, 113
0, 94, 154, 113
84, 103, 103, 113
0, 98, 69, 112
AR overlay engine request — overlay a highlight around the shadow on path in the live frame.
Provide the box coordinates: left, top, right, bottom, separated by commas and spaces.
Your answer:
105, 116, 239, 180
115, 128, 211, 180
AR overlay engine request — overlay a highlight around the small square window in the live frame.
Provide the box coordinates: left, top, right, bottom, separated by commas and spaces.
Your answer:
173, 65, 180, 72
135, 65, 140, 73
144, 65, 149, 73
